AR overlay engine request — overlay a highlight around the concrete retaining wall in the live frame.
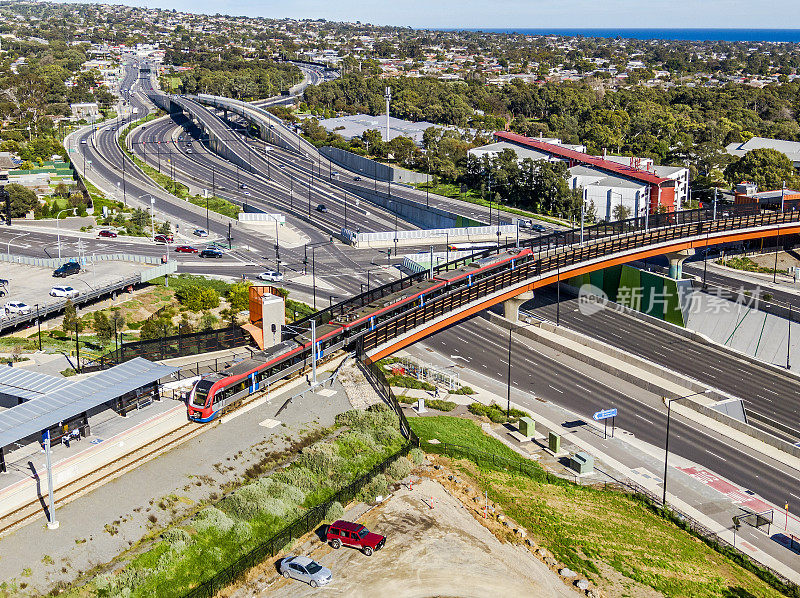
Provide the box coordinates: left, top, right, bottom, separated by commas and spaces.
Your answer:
319, 146, 428, 184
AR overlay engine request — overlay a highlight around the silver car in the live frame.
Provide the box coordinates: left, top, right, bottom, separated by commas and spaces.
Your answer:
279, 555, 332, 587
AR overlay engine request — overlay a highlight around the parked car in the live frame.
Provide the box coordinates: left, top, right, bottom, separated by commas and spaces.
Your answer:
4, 301, 32, 315
98, 229, 118, 238
200, 248, 224, 258
53, 261, 81, 278
316, 204, 328, 213
174, 245, 198, 254
50, 286, 79, 298
0, 279, 8, 297
278, 556, 332, 587
258, 271, 284, 282
154, 234, 174, 244
326, 520, 386, 556
193, 229, 209, 237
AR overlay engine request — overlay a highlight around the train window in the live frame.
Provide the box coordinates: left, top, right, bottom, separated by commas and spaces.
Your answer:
192, 380, 213, 407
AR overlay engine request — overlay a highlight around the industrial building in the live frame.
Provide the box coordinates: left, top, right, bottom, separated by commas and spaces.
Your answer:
468, 132, 690, 221
726, 137, 800, 170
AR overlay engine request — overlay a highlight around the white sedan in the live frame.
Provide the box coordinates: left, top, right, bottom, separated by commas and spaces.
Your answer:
258, 271, 284, 282
4, 301, 32, 315
50, 286, 80, 298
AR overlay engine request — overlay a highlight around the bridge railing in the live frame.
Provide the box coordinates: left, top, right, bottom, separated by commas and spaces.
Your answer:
293, 206, 796, 333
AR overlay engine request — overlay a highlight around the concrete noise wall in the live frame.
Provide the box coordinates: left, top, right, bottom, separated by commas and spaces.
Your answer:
319, 146, 428, 184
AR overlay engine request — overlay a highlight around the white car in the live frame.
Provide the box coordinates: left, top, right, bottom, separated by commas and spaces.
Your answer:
258, 271, 284, 282
50, 286, 80, 298
4, 301, 32, 315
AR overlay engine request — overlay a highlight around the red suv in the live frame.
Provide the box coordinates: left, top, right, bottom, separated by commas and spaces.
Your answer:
326, 520, 385, 556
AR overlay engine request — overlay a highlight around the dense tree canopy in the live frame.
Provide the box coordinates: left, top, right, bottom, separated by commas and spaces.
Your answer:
723, 148, 800, 190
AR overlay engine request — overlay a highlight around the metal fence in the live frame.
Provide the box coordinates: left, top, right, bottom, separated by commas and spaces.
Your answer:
420, 439, 800, 597
85, 325, 252, 371
180, 355, 416, 598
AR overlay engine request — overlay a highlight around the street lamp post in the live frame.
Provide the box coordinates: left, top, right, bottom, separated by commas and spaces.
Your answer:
506, 321, 535, 417
662, 389, 712, 506
312, 246, 317, 310
35, 303, 42, 351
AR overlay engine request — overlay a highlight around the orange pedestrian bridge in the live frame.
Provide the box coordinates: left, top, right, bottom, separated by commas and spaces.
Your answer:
280, 207, 800, 365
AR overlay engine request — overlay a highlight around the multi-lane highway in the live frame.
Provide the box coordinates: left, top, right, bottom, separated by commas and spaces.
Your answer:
416, 315, 800, 526
523, 287, 800, 438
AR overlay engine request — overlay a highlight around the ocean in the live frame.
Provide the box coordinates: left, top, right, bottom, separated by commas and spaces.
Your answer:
462, 29, 800, 43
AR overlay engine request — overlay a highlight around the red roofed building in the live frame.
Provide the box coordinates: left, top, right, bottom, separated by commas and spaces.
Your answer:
491, 131, 684, 216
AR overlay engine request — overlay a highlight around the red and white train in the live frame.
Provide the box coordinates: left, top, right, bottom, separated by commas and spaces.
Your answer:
187, 247, 533, 422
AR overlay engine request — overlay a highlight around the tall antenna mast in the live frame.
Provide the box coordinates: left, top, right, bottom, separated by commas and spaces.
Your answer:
384, 86, 392, 142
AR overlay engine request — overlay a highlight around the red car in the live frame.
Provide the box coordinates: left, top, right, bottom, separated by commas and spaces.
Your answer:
174, 245, 198, 253
154, 234, 174, 244
326, 520, 386, 556
98, 229, 117, 238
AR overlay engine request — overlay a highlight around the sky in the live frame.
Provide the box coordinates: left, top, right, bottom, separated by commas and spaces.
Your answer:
59, 0, 800, 29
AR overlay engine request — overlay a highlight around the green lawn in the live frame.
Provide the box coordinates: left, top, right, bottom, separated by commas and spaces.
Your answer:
413, 181, 571, 227
410, 416, 793, 598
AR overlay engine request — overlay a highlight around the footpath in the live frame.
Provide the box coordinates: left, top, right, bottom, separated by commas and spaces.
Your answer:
400, 317, 800, 586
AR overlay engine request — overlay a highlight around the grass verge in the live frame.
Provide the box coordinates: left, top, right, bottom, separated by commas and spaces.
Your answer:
410, 416, 796, 598
413, 181, 571, 227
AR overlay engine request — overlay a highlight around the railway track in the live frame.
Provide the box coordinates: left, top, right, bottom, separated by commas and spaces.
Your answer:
0, 354, 343, 537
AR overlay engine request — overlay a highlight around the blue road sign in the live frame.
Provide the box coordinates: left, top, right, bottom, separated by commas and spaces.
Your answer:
593, 408, 617, 421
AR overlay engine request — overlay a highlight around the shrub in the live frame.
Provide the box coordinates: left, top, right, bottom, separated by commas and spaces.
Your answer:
452, 386, 475, 395
298, 442, 344, 476
193, 507, 234, 532
397, 395, 416, 404
373, 424, 403, 446
487, 409, 508, 423
175, 285, 220, 311
267, 481, 306, 505
231, 521, 252, 542
409, 447, 425, 465
220, 493, 259, 520
387, 456, 413, 481
425, 399, 456, 412
360, 473, 388, 502
338, 430, 380, 454
324, 501, 345, 522
161, 528, 191, 545
272, 466, 318, 491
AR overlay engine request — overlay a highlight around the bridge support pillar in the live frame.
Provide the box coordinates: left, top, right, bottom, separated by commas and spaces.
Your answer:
665, 249, 695, 279
503, 291, 534, 323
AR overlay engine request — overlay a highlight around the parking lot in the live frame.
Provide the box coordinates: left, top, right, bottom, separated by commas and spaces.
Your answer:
1, 261, 152, 318
256, 477, 573, 598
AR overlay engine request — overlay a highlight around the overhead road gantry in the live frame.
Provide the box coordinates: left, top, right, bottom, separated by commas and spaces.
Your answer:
0, 357, 178, 472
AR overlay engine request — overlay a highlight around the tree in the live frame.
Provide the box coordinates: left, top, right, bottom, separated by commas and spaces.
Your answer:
612, 204, 631, 221
724, 148, 800, 191
6, 183, 38, 218
93, 311, 113, 343
62, 299, 82, 336
226, 281, 252, 312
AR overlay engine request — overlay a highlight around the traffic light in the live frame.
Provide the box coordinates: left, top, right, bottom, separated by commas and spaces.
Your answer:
0, 186, 10, 225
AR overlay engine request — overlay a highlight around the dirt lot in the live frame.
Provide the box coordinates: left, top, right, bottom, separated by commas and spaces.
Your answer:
255, 477, 576, 598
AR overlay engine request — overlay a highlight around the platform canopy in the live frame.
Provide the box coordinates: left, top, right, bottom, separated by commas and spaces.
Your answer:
0, 357, 178, 449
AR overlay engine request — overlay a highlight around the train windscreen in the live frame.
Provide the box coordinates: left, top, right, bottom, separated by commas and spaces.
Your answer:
192, 380, 214, 407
